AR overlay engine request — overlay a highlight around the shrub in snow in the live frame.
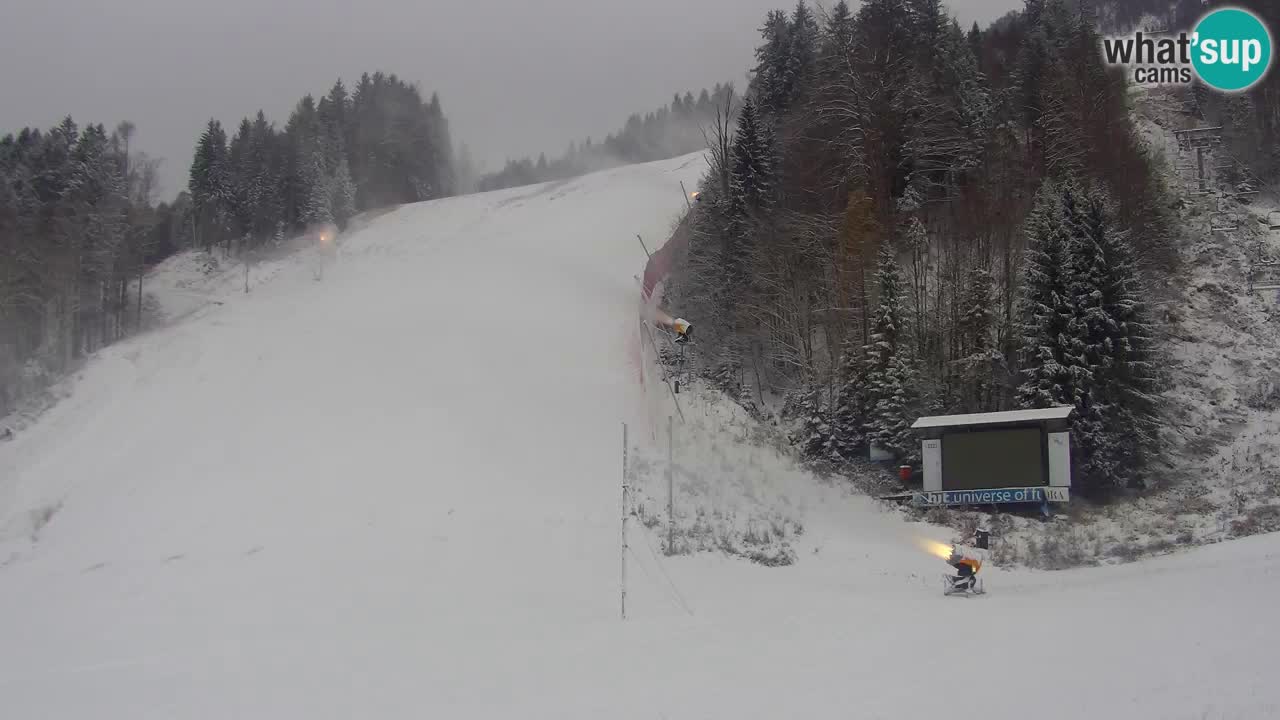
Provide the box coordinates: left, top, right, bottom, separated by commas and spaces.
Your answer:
747, 544, 797, 567
1230, 505, 1280, 537
782, 386, 831, 459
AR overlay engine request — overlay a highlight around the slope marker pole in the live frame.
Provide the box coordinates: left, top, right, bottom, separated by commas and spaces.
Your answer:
667, 415, 675, 555
621, 422, 629, 621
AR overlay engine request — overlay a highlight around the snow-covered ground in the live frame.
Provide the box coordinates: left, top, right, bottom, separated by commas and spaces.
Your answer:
1, 153, 1278, 719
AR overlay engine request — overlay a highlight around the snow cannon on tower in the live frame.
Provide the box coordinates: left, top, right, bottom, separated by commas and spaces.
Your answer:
309, 221, 339, 248
653, 309, 693, 344
309, 221, 340, 281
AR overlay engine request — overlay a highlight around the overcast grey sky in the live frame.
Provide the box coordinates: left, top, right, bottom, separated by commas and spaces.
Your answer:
0, 0, 1022, 198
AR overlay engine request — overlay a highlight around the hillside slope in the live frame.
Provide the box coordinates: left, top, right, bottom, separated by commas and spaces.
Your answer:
0, 153, 1277, 719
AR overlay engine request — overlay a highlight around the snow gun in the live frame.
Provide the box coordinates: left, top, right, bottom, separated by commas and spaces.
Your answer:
917, 538, 986, 596
944, 544, 985, 596
652, 308, 693, 343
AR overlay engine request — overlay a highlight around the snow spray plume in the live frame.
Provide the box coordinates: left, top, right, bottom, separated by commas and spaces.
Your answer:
916, 538, 954, 561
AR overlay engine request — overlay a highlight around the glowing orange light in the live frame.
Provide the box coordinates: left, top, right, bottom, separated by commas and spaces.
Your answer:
917, 539, 954, 560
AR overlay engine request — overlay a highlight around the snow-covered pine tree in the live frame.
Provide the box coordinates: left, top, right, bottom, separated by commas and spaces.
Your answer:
729, 97, 775, 213
426, 92, 455, 197
869, 351, 922, 463
956, 265, 1001, 413
227, 118, 256, 244
324, 80, 350, 161
1014, 0, 1088, 180
968, 22, 982, 61
828, 336, 868, 460
1063, 181, 1113, 487
827, 192, 881, 460
861, 243, 910, 456
302, 151, 333, 226
753, 10, 794, 119
1017, 180, 1085, 411
1069, 185, 1158, 489
788, 383, 831, 458
249, 111, 282, 244
785, 1, 820, 108
901, 0, 989, 191
283, 95, 321, 227
67, 124, 129, 353
821, 1, 856, 65
900, 211, 930, 361
907, 0, 951, 54
330, 156, 356, 229
189, 119, 230, 249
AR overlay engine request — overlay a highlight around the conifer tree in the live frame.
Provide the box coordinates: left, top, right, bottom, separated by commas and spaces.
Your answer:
860, 243, 910, 455
829, 336, 869, 460
789, 384, 831, 458
785, 1, 820, 107
729, 97, 775, 213
754, 10, 793, 118
1017, 181, 1083, 410
956, 266, 1001, 413
869, 351, 921, 462
249, 111, 283, 243
1068, 186, 1158, 489
228, 118, 256, 241
330, 155, 357, 228
303, 151, 333, 226
189, 119, 230, 249
827, 192, 881, 460
822, 1, 856, 62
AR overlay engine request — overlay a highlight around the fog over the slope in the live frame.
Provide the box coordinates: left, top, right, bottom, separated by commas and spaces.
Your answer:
0, 0, 1022, 198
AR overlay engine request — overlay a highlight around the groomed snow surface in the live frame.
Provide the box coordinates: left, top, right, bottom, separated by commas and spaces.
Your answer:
1, 153, 1277, 719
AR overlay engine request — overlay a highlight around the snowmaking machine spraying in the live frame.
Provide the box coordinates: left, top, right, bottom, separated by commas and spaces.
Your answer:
656, 311, 693, 344
919, 537, 987, 596
943, 545, 985, 596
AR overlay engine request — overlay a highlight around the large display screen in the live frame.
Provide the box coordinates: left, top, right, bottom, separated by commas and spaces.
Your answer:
942, 428, 1045, 490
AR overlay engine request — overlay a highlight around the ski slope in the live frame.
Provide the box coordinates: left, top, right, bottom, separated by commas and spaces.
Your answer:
1, 153, 1278, 720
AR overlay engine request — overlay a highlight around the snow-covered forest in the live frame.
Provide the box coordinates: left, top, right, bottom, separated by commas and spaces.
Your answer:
187, 72, 455, 251
670, 0, 1280, 497
476, 84, 736, 192
0, 121, 168, 414
0, 72, 456, 416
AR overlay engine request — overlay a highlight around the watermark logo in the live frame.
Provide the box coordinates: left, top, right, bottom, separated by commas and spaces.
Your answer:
1192, 7, 1272, 92
1102, 7, 1273, 93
